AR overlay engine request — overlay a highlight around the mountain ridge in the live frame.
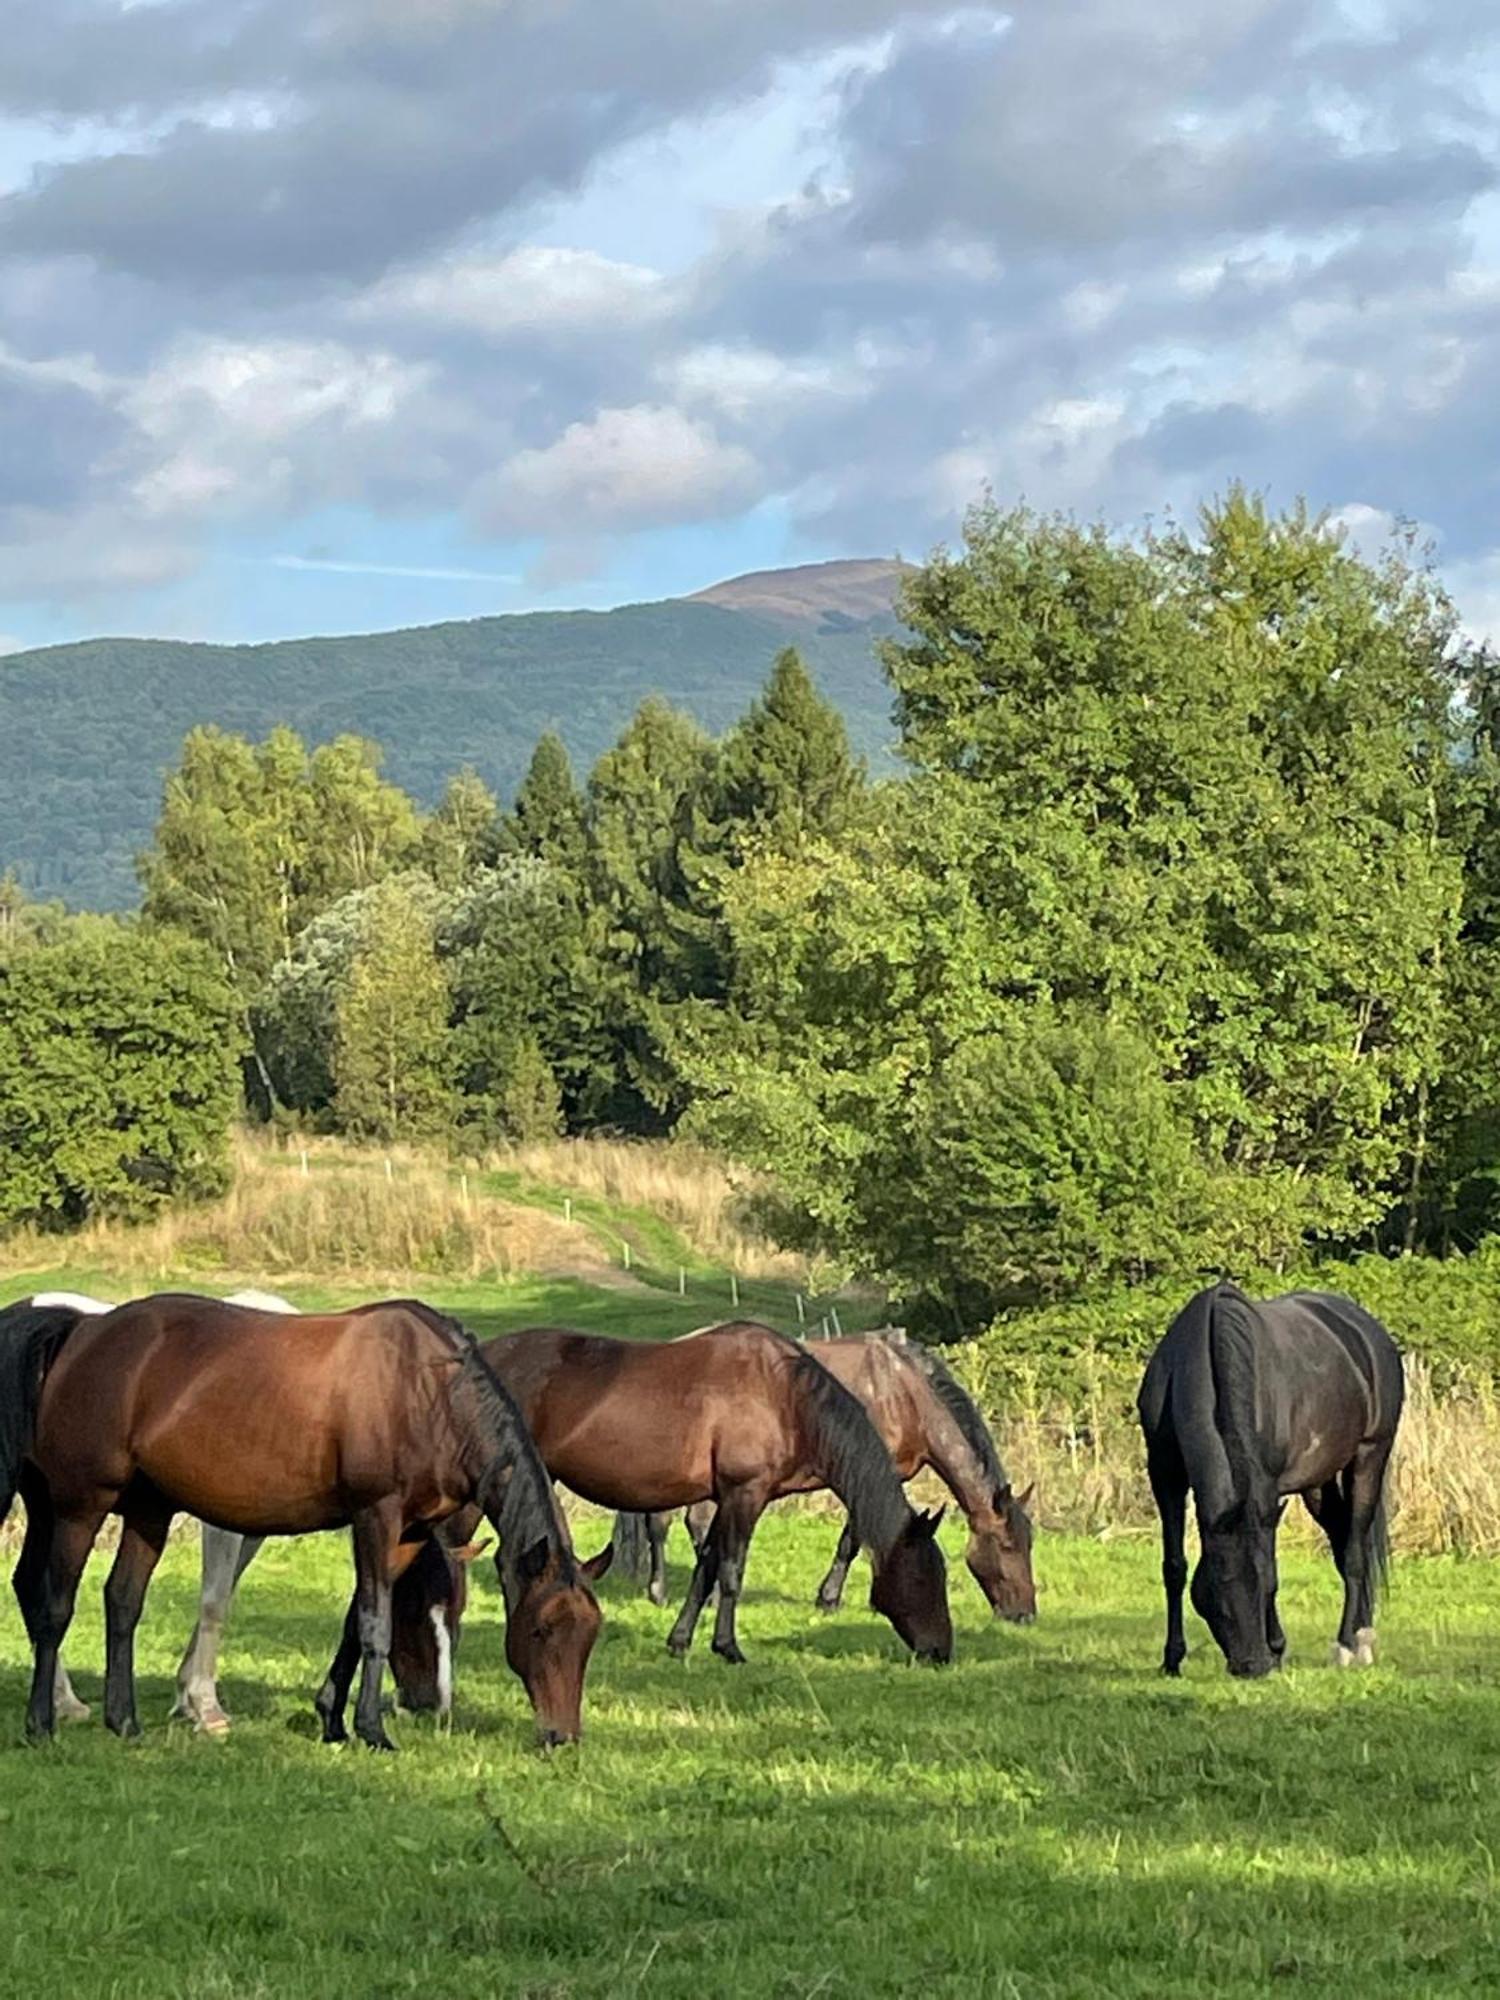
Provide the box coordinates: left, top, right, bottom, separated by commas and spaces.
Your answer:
2, 559, 908, 910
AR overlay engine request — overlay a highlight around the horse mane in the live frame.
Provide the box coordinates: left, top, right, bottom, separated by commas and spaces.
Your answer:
904, 1344, 1011, 1501
1206, 1283, 1262, 1506
400, 1301, 571, 1579
789, 1343, 912, 1559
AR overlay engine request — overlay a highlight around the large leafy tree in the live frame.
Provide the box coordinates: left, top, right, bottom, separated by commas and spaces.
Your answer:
686, 496, 1466, 1324
332, 878, 453, 1141
0, 926, 241, 1227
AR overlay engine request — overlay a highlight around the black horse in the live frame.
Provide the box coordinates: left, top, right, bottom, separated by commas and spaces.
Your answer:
1137, 1281, 1404, 1679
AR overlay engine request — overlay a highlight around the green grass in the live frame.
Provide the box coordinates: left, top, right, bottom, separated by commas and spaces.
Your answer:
4, 1515, 1500, 1998
0, 1269, 805, 1344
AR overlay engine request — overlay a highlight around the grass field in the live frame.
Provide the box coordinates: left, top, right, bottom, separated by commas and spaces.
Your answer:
4, 1514, 1500, 1999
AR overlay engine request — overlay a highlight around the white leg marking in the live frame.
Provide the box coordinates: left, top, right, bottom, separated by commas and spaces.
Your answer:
1353, 1626, 1376, 1667
1330, 1641, 1355, 1668
429, 1605, 453, 1719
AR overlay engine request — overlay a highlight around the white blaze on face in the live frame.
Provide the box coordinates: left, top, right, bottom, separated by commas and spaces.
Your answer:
429, 1605, 453, 1716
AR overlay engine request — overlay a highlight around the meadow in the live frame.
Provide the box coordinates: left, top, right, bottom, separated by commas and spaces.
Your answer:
3, 1515, 1500, 1999
5, 1142, 1500, 1996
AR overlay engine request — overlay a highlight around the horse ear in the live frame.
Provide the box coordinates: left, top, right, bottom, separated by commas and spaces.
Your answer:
580, 1541, 614, 1583
994, 1481, 1013, 1507
452, 1536, 494, 1565
520, 1536, 550, 1583
1016, 1482, 1035, 1511
920, 1505, 947, 1539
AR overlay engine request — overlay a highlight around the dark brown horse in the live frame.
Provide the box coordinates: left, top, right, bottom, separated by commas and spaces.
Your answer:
0, 1295, 610, 1748
619, 1332, 1036, 1621
482, 1321, 954, 1665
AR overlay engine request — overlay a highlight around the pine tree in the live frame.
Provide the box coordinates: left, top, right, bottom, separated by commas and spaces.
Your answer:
506, 731, 587, 872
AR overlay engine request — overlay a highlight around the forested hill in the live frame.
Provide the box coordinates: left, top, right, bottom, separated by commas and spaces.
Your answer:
1, 558, 907, 910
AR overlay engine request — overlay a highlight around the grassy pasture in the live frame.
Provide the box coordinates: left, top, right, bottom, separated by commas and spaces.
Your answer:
2, 1516, 1500, 1999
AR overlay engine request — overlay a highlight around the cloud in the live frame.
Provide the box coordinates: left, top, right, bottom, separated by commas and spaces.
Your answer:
0, 0, 1499, 619
266, 554, 518, 583
480, 403, 758, 536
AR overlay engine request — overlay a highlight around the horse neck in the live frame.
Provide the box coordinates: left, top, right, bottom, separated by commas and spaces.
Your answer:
903, 1358, 1004, 1527
795, 1351, 911, 1559
449, 1349, 564, 1572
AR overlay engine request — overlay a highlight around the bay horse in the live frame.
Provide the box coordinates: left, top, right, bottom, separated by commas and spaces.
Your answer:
617, 1332, 1036, 1621
485, 1321, 953, 1665
95, 1316, 955, 1720
1137, 1280, 1404, 1679
15, 1290, 478, 1735
0, 1294, 610, 1748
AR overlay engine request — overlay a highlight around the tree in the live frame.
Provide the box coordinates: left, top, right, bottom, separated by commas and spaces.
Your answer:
332, 879, 453, 1141
584, 698, 714, 1128
421, 769, 501, 889
698, 648, 865, 866
0, 926, 241, 1227
505, 731, 587, 873
139, 726, 423, 1109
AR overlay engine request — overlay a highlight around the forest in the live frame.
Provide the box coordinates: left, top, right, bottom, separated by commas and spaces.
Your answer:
6, 492, 1500, 1343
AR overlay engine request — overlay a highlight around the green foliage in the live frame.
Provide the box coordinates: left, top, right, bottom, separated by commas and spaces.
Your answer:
419, 768, 501, 889
504, 730, 588, 872
332, 879, 454, 1142
0, 926, 240, 1227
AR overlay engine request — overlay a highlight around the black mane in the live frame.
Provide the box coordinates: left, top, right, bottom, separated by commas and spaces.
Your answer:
906, 1344, 1011, 1500
401, 1301, 571, 1581
791, 1344, 912, 1558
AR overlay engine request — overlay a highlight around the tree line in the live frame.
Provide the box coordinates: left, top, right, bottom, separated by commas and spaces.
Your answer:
7, 490, 1500, 1337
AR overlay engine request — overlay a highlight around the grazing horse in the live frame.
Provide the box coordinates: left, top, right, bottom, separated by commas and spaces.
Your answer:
107, 1316, 955, 1721
1137, 1281, 1404, 1679
617, 1332, 1036, 1622
0, 1294, 609, 1748
485, 1322, 953, 1665
16, 1288, 474, 1734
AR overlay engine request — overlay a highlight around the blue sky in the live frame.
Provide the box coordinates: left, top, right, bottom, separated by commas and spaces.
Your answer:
1, 1, 1498, 651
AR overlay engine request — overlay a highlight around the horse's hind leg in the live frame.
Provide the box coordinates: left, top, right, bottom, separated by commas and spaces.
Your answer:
646, 1513, 671, 1608
815, 1515, 859, 1613
709, 1484, 771, 1665
1333, 1443, 1393, 1667
316, 1595, 361, 1745
349, 1501, 404, 1752
12, 1471, 90, 1722
1147, 1440, 1189, 1676
102, 1488, 174, 1739
25, 1508, 107, 1744
173, 1526, 264, 1732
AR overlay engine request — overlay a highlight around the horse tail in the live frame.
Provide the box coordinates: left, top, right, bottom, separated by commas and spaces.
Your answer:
1369, 1480, 1393, 1611
1159, 1284, 1239, 1526
612, 1510, 654, 1585
0, 1300, 84, 1524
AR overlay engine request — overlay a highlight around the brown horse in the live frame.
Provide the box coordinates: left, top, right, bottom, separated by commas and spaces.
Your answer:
621, 1332, 1037, 1621
0, 1295, 610, 1749
481, 1321, 953, 1665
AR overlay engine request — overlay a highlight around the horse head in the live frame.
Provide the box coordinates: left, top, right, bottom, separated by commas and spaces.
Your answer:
869, 1506, 953, 1664
1192, 1504, 1276, 1678
966, 1481, 1037, 1623
501, 1538, 612, 1746
387, 1535, 491, 1718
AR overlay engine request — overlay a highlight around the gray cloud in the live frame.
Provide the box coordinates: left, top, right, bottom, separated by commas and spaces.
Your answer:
0, 0, 1498, 616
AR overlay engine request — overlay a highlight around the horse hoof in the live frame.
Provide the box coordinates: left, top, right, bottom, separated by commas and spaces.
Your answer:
358, 1733, 398, 1754
1330, 1641, 1355, 1668
196, 1709, 232, 1737
712, 1643, 747, 1666
814, 1596, 841, 1615
1353, 1627, 1377, 1667
56, 1696, 91, 1724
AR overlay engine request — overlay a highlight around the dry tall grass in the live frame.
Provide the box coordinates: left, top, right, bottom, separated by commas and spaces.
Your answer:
982, 1356, 1500, 1559
0, 1132, 605, 1285
489, 1135, 819, 1283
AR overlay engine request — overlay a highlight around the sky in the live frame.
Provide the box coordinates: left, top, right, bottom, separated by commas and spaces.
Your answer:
1, 0, 1499, 652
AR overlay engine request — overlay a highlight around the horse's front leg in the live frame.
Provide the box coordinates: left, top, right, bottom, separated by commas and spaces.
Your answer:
1147, 1442, 1189, 1676
815, 1515, 859, 1613
710, 1484, 771, 1665
173, 1525, 265, 1732
350, 1502, 406, 1751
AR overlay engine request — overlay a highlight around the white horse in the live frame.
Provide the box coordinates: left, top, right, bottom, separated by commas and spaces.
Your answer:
26, 1287, 297, 1732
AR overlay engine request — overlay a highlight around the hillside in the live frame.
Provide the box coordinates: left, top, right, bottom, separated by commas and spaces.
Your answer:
1, 560, 906, 910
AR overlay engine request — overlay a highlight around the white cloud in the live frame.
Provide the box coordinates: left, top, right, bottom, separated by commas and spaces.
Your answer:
352, 245, 671, 336
480, 403, 758, 534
